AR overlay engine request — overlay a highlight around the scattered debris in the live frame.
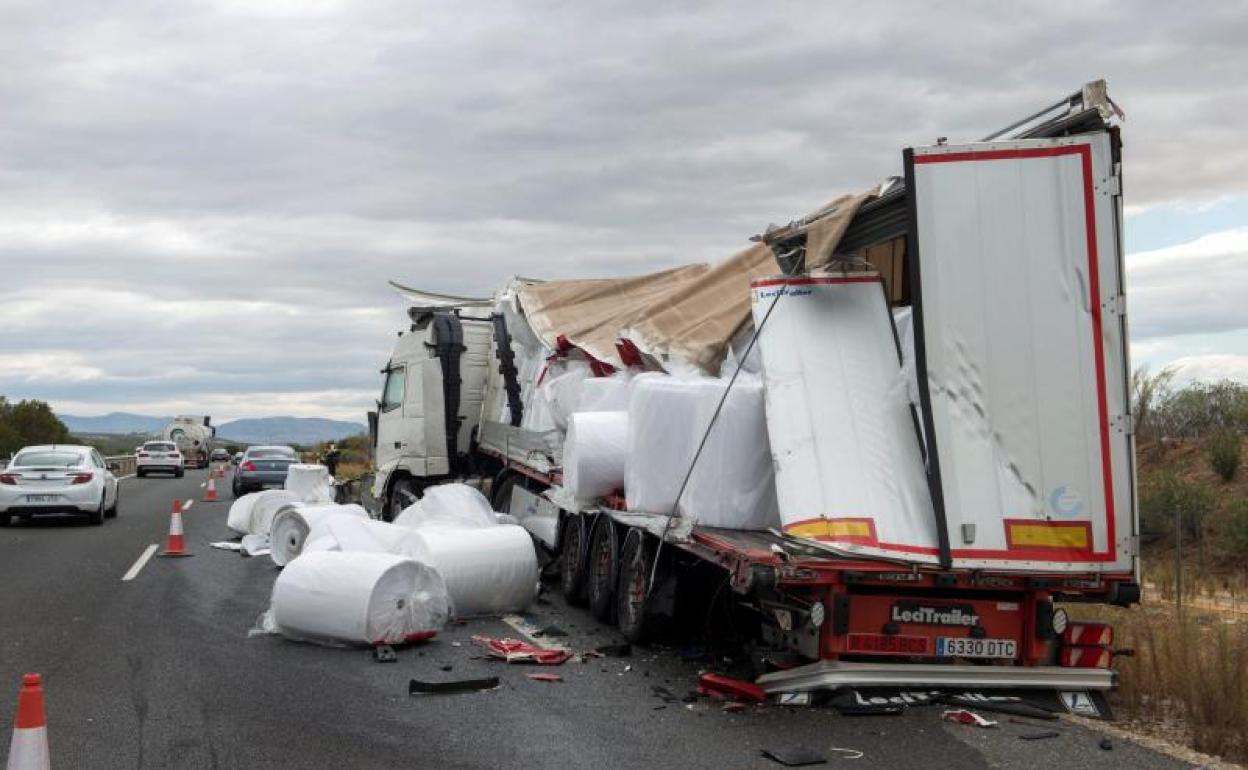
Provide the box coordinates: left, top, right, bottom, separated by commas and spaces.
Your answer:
697, 673, 767, 703
722, 702, 746, 713
373, 645, 397, 663
940, 695, 1058, 720
534, 625, 568, 638
209, 541, 244, 552
473, 636, 572, 665
595, 642, 632, 658
827, 747, 864, 760
1099, 737, 1114, 751
409, 677, 500, 695
440, 665, 454, 672
941, 709, 997, 728
829, 692, 903, 717
776, 692, 812, 707
526, 673, 562, 683
761, 745, 827, 766
1018, 731, 1061, 741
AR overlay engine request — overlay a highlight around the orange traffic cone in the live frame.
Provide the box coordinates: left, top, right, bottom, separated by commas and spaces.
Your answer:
6, 673, 50, 770
157, 500, 193, 558
203, 475, 217, 502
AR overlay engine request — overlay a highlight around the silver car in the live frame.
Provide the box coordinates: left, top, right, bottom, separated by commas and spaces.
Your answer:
232, 445, 298, 496
0, 445, 120, 526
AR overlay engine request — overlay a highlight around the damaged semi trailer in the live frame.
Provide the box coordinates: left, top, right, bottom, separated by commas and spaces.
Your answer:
367, 81, 1137, 704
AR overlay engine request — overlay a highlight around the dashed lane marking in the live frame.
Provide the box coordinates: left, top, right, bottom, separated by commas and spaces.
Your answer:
122, 544, 159, 582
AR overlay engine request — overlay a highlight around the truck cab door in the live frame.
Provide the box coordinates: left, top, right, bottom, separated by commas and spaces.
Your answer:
906, 132, 1135, 574
374, 364, 408, 474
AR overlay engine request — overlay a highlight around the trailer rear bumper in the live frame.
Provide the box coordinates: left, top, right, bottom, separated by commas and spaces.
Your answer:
757, 660, 1115, 694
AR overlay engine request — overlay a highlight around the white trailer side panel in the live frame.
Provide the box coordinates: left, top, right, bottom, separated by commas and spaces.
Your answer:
909, 134, 1135, 573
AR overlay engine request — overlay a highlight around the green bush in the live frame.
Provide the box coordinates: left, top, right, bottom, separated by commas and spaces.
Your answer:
1227, 500, 1248, 556
1208, 431, 1242, 482
1139, 471, 1217, 538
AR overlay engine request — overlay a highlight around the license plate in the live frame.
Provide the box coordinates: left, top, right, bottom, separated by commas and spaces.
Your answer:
26, 495, 57, 503
846, 633, 931, 656
936, 637, 1017, 659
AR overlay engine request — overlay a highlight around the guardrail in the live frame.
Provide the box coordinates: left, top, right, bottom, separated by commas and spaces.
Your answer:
105, 454, 138, 477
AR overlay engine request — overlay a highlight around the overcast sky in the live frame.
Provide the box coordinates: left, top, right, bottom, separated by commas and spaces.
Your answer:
1, 0, 1245, 422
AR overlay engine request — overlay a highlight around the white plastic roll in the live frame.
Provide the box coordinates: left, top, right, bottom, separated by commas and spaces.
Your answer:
248, 489, 299, 536
227, 492, 261, 535
624, 375, 715, 514
563, 411, 628, 500
270, 503, 368, 567
285, 464, 333, 503
405, 525, 538, 617
269, 551, 450, 645
541, 363, 590, 431
394, 483, 497, 530
577, 375, 632, 411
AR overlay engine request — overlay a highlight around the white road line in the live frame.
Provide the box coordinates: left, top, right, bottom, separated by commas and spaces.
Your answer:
117, 474, 136, 481
122, 544, 159, 582
199, 482, 206, 489
182, 499, 194, 512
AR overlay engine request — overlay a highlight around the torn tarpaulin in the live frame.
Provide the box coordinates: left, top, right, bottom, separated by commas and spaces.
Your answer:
473, 636, 571, 665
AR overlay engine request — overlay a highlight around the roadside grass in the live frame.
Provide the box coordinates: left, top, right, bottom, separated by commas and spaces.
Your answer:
1069, 602, 1248, 762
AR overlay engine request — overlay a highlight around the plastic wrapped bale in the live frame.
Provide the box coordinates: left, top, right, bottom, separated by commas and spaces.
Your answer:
563, 411, 628, 500
405, 525, 539, 617
270, 503, 368, 567
227, 492, 262, 535
624, 375, 715, 514
393, 483, 497, 530
680, 374, 781, 529
266, 551, 450, 646
541, 362, 591, 431
285, 464, 333, 503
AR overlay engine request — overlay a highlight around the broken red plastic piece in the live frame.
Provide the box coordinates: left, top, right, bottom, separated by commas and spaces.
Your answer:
941, 708, 997, 728
697, 673, 767, 703
526, 673, 563, 682
472, 636, 572, 665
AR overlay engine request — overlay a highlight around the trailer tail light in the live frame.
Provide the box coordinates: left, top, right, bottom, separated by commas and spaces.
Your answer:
1060, 645, 1112, 668
1062, 622, 1113, 647
241, 461, 256, 472
71, 472, 94, 485
0, 473, 18, 485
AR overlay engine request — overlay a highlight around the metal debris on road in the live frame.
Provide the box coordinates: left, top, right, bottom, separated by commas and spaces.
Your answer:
941, 709, 998, 728
525, 673, 562, 683
209, 541, 244, 551
761, 745, 827, 766
827, 747, 864, 760
1018, 731, 1061, 741
373, 645, 398, 663
697, 673, 767, 703
408, 676, 501, 695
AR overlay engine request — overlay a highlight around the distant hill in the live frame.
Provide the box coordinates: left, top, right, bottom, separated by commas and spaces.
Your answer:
215, 417, 366, 445
61, 412, 169, 435
61, 413, 366, 446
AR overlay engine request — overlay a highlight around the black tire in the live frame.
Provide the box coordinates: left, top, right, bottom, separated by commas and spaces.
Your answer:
386, 478, 419, 523
106, 489, 119, 518
175, 469, 184, 478
0, 513, 10, 527
87, 497, 105, 526
616, 529, 660, 644
587, 517, 619, 622
136, 469, 145, 478
491, 473, 519, 512
560, 515, 588, 605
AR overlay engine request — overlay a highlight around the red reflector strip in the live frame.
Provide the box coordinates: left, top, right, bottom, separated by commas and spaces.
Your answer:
1063, 623, 1113, 647
846, 634, 931, 656
1060, 645, 1112, 668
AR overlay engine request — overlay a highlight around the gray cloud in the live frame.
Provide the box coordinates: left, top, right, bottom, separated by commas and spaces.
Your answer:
1, 0, 1245, 418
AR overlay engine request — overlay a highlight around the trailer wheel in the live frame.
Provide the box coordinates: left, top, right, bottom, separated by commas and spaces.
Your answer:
587, 518, 618, 622
560, 515, 588, 605
616, 529, 660, 643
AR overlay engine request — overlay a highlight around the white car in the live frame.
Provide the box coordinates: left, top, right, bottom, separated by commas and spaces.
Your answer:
136, 441, 185, 478
0, 445, 120, 526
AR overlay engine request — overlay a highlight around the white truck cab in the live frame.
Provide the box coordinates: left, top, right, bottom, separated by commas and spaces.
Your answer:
370, 307, 495, 518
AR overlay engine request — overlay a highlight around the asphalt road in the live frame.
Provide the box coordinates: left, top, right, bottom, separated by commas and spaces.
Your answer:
0, 468, 1194, 770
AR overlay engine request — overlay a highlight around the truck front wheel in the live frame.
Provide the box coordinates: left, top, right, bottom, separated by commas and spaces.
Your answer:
386, 478, 419, 522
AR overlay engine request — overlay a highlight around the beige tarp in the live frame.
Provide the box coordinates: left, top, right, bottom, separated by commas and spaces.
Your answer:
515, 191, 872, 375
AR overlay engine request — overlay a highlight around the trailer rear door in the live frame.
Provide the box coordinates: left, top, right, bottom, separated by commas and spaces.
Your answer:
906, 133, 1135, 574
